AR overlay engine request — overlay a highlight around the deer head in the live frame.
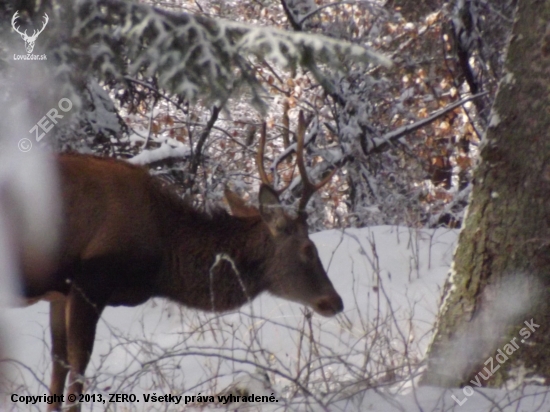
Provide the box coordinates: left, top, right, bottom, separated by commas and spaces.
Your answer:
11, 11, 49, 54
226, 112, 342, 316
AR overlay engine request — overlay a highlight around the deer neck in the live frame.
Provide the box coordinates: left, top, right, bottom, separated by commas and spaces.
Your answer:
156, 208, 273, 312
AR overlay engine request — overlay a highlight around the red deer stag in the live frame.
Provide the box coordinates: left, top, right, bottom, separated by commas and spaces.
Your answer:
21, 113, 342, 411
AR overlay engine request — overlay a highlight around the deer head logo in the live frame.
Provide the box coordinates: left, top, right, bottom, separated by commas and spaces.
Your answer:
11, 11, 49, 54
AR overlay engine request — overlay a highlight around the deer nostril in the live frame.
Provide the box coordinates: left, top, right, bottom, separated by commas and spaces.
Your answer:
314, 294, 344, 317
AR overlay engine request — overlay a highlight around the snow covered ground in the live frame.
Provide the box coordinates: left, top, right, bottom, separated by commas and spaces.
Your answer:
2, 226, 549, 411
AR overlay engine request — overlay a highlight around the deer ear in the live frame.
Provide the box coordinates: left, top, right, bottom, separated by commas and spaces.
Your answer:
259, 184, 287, 235
224, 189, 259, 217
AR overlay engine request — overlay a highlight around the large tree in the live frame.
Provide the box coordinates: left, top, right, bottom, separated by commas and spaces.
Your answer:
423, 0, 550, 388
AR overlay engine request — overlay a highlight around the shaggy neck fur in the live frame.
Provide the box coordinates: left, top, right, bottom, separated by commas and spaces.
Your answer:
151, 186, 274, 312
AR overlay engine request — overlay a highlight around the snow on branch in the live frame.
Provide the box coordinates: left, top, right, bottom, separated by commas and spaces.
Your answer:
75, 0, 391, 105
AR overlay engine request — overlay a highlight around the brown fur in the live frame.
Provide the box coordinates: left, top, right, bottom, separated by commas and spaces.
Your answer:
21, 153, 343, 411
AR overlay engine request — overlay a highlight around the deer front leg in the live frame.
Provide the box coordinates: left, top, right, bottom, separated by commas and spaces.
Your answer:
65, 287, 105, 412
47, 297, 69, 412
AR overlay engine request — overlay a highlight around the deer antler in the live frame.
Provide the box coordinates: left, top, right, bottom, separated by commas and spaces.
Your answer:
296, 111, 337, 215
256, 122, 270, 186
256, 113, 336, 214
33, 13, 49, 39
11, 12, 48, 40
11, 11, 25, 37
256, 123, 294, 195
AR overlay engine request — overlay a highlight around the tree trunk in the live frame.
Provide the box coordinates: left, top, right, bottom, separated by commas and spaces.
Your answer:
423, 1, 550, 388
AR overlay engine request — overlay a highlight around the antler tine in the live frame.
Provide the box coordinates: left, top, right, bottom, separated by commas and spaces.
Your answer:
256, 122, 294, 195
256, 122, 271, 186
11, 11, 26, 36
296, 111, 336, 214
36, 13, 49, 36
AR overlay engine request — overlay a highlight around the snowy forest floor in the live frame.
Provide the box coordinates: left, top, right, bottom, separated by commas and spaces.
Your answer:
2, 226, 549, 411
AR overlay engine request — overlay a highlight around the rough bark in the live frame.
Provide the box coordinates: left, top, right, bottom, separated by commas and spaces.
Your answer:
423, 1, 550, 388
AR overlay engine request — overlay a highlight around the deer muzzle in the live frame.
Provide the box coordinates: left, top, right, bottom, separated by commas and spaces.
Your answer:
312, 292, 344, 317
